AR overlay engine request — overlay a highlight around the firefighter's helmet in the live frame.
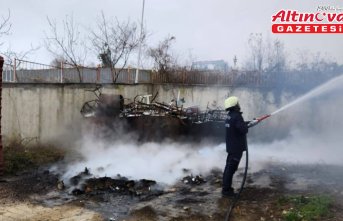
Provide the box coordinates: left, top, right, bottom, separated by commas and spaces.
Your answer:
224, 96, 239, 109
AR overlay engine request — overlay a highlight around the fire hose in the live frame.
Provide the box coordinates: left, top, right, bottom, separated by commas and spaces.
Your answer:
224, 114, 271, 221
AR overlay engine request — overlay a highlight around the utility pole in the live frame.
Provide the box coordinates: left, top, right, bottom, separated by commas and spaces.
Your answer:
135, 0, 145, 84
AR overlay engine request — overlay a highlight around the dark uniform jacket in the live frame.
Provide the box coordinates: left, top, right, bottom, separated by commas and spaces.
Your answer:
225, 110, 248, 154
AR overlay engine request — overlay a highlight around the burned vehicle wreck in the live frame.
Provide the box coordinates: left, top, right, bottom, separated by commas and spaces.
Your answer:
80, 88, 226, 142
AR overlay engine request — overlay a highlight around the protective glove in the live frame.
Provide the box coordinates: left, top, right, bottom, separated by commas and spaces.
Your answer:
247, 119, 259, 128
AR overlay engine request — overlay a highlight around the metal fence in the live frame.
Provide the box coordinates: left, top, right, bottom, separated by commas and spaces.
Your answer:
151, 70, 276, 87
2, 59, 152, 84
2, 58, 275, 87
2, 62, 15, 82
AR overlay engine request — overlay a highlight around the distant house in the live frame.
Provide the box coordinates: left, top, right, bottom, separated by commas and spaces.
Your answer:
191, 60, 229, 72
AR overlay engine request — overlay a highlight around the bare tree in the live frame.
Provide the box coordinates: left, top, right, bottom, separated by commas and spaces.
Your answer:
50, 56, 67, 67
2, 45, 39, 67
265, 39, 286, 72
246, 33, 264, 71
91, 12, 144, 83
148, 36, 177, 74
180, 48, 197, 71
245, 33, 286, 73
294, 49, 310, 71
45, 15, 88, 82
294, 50, 340, 78
0, 11, 40, 68
0, 10, 11, 46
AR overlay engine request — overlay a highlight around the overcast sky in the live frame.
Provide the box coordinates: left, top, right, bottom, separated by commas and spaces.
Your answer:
1, 0, 343, 67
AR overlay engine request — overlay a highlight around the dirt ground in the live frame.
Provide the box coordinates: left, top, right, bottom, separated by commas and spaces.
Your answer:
0, 203, 103, 221
1, 163, 343, 221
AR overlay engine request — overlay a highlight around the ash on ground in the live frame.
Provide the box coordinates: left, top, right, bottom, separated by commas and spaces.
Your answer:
1, 163, 343, 221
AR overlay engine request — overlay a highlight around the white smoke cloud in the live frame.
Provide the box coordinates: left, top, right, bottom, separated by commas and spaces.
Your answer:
61, 138, 227, 185
249, 129, 343, 173
249, 74, 343, 171
59, 74, 343, 185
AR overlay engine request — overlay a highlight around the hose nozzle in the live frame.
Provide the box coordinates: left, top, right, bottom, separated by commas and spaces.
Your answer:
248, 114, 271, 128
256, 114, 271, 122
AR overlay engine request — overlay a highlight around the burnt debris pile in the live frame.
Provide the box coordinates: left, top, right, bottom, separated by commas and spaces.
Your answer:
182, 175, 206, 185
67, 168, 159, 197
80, 90, 227, 123
58, 167, 220, 203
80, 88, 227, 141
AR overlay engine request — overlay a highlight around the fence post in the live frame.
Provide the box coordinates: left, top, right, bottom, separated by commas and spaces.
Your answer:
96, 65, 100, 84
0, 56, 4, 175
60, 62, 63, 83
135, 68, 139, 84
81, 67, 84, 83
13, 58, 17, 82
78, 66, 83, 83
128, 67, 131, 84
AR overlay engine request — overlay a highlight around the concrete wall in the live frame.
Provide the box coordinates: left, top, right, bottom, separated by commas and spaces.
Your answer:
152, 84, 280, 118
2, 83, 152, 144
2, 83, 284, 144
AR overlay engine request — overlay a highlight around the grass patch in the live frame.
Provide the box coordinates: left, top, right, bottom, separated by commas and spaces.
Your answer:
278, 195, 333, 221
4, 139, 65, 175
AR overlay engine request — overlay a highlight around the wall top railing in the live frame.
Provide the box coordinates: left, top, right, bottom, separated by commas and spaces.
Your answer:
1, 58, 280, 87
2, 58, 153, 84
2, 59, 330, 87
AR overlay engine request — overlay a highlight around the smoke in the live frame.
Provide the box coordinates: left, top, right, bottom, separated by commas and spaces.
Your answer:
57, 74, 343, 185
249, 74, 343, 171
271, 74, 343, 115
61, 137, 226, 185
249, 128, 343, 172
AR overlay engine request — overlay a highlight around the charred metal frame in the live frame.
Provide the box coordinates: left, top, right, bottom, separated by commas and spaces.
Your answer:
81, 87, 227, 124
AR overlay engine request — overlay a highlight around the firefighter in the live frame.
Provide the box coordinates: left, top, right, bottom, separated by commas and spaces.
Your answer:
222, 96, 250, 197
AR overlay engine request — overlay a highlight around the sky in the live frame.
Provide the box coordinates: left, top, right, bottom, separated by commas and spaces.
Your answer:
1, 0, 343, 67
